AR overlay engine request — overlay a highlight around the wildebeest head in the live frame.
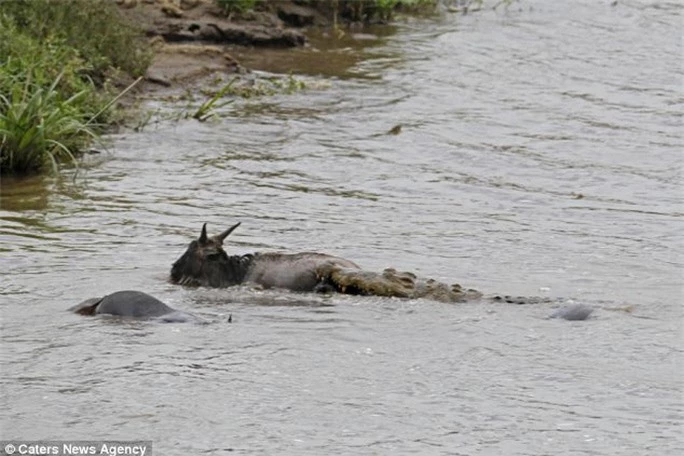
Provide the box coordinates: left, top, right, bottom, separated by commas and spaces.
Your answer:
170, 222, 245, 287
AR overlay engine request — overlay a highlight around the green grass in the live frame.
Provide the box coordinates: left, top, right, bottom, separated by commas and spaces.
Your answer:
1, 0, 151, 80
192, 79, 238, 122
347, 0, 439, 21
0, 72, 96, 175
215, 0, 260, 16
215, 0, 437, 22
0, 0, 151, 175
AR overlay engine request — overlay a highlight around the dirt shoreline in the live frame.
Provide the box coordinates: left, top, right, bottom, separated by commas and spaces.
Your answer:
115, 0, 341, 89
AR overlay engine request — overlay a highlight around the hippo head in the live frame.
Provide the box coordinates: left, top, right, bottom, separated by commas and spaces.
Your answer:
170, 222, 245, 287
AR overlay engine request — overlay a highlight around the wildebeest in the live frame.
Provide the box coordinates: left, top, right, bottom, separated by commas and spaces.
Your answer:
169, 223, 596, 320
70, 290, 204, 323
170, 222, 483, 303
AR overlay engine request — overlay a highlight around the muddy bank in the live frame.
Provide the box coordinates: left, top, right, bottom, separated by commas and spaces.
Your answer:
115, 0, 341, 87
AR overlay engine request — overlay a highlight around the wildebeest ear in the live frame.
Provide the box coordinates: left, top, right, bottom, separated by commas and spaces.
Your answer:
199, 223, 209, 245
216, 222, 241, 244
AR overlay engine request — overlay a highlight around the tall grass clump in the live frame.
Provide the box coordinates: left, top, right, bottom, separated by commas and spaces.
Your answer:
0, 0, 151, 175
0, 72, 97, 174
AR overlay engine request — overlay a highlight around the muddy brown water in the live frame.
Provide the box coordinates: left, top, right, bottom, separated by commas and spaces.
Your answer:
1, 1, 682, 454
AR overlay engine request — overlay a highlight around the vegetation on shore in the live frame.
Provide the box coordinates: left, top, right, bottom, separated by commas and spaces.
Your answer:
216, 0, 439, 22
132, 74, 311, 130
1, 0, 504, 177
328, 0, 439, 22
0, 0, 151, 176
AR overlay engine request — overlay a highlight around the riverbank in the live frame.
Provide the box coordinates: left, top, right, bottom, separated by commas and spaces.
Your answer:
120, 0, 439, 90
1, 0, 441, 176
0, 0, 151, 176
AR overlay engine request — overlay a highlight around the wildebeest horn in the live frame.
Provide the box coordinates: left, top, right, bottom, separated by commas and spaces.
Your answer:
216, 222, 241, 244
199, 223, 208, 244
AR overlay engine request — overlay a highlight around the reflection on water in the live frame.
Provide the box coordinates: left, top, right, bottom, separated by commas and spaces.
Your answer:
1, 1, 682, 454
0, 175, 51, 212
229, 26, 401, 79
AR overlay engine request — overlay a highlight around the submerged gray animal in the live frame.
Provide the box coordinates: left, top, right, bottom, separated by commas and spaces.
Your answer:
70, 290, 202, 323
170, 222, 482, 303
549, 303, 594, 321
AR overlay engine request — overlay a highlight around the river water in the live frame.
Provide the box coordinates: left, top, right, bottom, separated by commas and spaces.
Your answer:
1, 1, 682, 454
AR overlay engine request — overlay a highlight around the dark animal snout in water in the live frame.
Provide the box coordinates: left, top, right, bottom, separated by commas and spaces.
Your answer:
170, 222, 252, 288
170, 222, 482, 302
549, 303, 594, 321
70, 290, 202, 323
